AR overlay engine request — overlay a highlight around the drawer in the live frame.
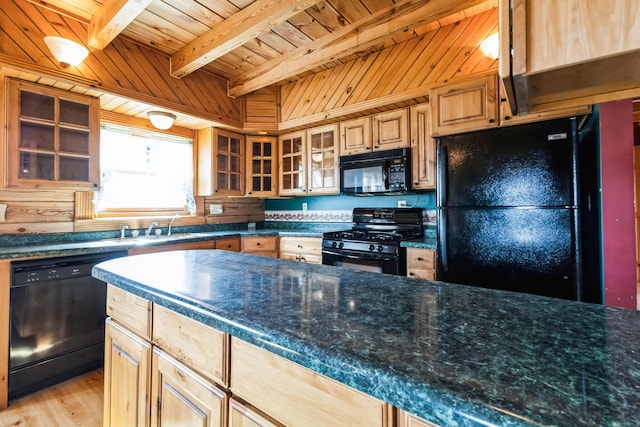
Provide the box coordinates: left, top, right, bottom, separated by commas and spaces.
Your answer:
216, 237, 240, 252
407, 268, 436, 281
153, 304, 229, 387
231, 338, 391, 427
407, 248, 436, 269
242, 236, 278, 252
106, 285, 152, 339
279, 237, 322, 255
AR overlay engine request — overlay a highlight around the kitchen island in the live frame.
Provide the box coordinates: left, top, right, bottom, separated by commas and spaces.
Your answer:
93, 250, 640, 427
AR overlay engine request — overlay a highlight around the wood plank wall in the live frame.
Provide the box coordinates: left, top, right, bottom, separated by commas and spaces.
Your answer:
279, 8, 499, 130
244, 86, 279, 133
0, 0, 243, 129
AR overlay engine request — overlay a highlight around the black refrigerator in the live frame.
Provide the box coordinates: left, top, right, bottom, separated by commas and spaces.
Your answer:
436, 117, 602, 303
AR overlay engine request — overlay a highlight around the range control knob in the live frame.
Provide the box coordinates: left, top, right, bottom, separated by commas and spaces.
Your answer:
331, 241, 337, 248
339, 242, 345, 249
369, 244, 375, 251
377, 245, 384, 252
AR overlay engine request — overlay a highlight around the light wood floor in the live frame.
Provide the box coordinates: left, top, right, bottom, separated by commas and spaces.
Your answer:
0, 369, 103, 427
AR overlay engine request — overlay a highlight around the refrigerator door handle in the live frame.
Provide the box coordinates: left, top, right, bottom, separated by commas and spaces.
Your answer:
438, 209, 448, 272
437, 144, 447, 207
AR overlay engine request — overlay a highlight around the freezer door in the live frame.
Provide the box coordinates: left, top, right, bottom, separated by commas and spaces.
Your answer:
437, 119, 578, 207
437, 207, 579, 300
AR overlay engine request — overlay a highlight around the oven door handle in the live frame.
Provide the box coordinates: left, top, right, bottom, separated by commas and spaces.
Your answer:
322, 250, 397, 262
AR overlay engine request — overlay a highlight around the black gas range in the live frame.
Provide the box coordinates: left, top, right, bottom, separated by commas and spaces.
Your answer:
322, 208, 424, 275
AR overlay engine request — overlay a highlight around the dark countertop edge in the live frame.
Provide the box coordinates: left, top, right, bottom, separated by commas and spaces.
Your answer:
93, 258, 538, 427
0, 229, 437, 259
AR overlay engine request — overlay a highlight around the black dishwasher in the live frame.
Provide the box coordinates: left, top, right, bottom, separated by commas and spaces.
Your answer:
9, 250, 126, 399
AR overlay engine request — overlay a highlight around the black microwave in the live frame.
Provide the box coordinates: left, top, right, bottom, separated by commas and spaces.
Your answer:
340, 148, 411, 195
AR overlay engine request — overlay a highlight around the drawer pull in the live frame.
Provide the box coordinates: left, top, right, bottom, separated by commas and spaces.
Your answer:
417, 257, 424, 261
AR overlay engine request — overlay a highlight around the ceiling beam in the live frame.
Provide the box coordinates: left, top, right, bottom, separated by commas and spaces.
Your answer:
228, 0, 489, 97
88, 0, 152, 49
170, 0, 322, 78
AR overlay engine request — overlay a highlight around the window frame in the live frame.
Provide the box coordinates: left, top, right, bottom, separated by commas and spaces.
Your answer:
97, 115, 197, 218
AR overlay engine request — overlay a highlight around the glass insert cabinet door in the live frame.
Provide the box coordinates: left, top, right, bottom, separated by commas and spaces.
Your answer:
7, 79, 99, 189
216, 130, 244, 194
246, 136, 277, 197
306, 124, 339, 195
279, 131, 306, 195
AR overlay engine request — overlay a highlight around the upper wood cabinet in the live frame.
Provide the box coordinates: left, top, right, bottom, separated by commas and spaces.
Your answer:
372, 108, 409, 150
278, 130, 306, 196
197, 127, 245, 196
340, 116, 371, 155
246, 135, 277, 197
430, 74, 499, 137
410, 103, 436, 190
500, 0, 640, 114
307, 124, 339, 195
279, 125, 339, 196
6, 79, 100, 189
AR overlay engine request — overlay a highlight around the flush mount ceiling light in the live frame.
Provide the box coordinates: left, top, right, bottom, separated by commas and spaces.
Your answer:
147, 111, 177, 130
44, 36, 89, 67
480, 33, 499, 60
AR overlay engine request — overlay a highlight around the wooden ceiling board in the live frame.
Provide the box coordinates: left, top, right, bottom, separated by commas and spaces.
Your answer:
5, 0, 500, 130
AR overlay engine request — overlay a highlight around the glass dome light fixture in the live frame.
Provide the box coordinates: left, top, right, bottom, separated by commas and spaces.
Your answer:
147, 111, 177, 130
479, 33, 499, 60
44, 36, 89, 67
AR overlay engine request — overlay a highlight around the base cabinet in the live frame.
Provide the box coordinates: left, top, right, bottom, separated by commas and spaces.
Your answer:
406, 248, 436, 281
151, 348, 228, 427
104, 285, 441, 427
229, 399, 283, 427
279, 236, 322, 264
230, 338, 392, 427
104, 319, 151, 427
242, 236, 278, 258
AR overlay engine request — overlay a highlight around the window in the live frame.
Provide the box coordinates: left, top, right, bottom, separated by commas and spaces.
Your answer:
96, 125, 194, 214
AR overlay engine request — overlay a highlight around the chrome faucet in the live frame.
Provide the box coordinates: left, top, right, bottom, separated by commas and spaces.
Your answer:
167, 214, 180, 236
120, 225, 129, 239
146, 221, 159, 236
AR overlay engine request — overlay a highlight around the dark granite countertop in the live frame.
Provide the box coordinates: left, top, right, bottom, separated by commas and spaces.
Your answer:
0, 228, 329, 260
93, 250, 640, 427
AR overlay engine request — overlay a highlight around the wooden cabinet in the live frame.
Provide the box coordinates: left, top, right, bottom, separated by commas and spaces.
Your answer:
197, 128, 245, 196
430, 74, 498, 137
306, 124, 339, 194
229, 399, 283, 427
215, 237, 241, 252
340, 110, 408, 156
104, 318, 151, 427
230, 338, 391, 427
397, 409, 441, 427
246, 135, 277, 197
6, 78, 100, 189
153, 304, 229, 387
127, 240, 215, 256
372, 108, 410, 150
406, 248, 436, 281
151, 348, 228, 427
278, 131, 306, 196
279, 236, 322, 264
242, 236, 278, 258
106, 285, 152, 339
500, 0, 640, 115
498, 79, 593, 127
340, 116, 371, 155
410, 104, 436, 190
279, 125, 339, 196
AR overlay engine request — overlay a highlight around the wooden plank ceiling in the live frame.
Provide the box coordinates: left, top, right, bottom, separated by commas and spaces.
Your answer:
5, 0, 499, 129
